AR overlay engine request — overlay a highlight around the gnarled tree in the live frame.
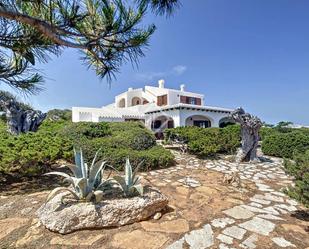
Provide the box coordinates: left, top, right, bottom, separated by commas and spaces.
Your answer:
0, 0, 180, 94
230, 107, 262, 163
0, 90, 46, 134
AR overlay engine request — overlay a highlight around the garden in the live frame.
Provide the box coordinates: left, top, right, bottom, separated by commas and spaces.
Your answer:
0, 0, 308, 248
0, 108, 308, 248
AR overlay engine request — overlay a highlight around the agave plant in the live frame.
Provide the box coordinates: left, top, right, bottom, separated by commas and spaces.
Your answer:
113, 158, 144, 197
45, 148, 112, 203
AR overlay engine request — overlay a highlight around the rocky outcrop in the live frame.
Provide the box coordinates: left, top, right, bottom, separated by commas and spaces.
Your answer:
230, 107, 262, 163
37, 188, 168, 234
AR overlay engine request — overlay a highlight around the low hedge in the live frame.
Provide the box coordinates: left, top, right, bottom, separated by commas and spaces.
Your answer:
164, 125, 241, 157
261, 131, 309, 159
0, 119, 174, 178
284, 150, 309, 207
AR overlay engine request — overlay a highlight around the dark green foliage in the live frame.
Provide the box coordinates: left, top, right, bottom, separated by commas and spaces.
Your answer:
0, 119, 72, 176
261, 132, 309, 159
62, 122, 111, 140
46, 109, 72, 121
0, 0, 179, 93
164, 125, 241, 157
0, 118, 173, 178
284, 150, 309, 207
259, 127, 280, 140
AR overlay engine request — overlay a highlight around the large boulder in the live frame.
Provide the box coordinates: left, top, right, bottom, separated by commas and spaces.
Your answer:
37, 188, 168, 234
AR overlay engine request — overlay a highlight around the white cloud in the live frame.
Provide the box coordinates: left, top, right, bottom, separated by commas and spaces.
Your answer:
172, 65, 187, 75
135, 65, 187, 82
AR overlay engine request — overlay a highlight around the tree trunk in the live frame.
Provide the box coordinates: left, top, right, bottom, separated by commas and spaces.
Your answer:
230, 108, 262, 163
1, 99, 46, 135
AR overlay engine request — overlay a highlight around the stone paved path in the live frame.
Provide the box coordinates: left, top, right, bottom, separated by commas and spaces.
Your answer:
164, 151, 308, 249
0, 150, 308, 249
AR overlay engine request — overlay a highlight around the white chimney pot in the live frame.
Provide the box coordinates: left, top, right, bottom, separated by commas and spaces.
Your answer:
180, 84, 185, 91
158, 79, 165, 88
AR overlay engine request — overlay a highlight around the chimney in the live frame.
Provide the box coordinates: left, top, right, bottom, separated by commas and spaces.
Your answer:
128, 87, 133, 91
158, 79, 165, 88
180, 84, 185, 91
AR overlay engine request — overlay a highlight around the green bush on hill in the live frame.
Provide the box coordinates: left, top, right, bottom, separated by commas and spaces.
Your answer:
284, 150, 309, 207
261, 132, 309, 159
0, 118, 174, 178
164, 125, 241, 157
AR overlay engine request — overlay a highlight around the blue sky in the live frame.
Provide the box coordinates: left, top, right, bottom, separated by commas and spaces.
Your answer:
2, 0, 309, 125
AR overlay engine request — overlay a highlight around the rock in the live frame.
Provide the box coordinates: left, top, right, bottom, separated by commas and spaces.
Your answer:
15, 219, 44, 247
153, 212, 162, 220
141, 219, 189, 233
238, 217, 275, 236
223, 206, 255, 220
240, 234, 258, 249
166, 238, 185, 249
211, 217, 235, 228
50, 234, 105, 246
222, 225, 246, 240
217, 234, 234, 244
272, 237, 296, 248
0, 218, 29, 240
111, 230, 169, 249
37, 188, 168, 234
257, 214, 284, 221
184, 224, 214, 249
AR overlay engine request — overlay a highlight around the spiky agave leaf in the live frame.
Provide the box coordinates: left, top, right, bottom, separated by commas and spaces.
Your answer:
131, 184, 144, 196
88, 161, 107, 189
85, 191, 94, 202
113, 175, 128, 193
44, 171, 72, 180
59, 164, 80, 177
75, 178, 88, 199
125, 158, 133, 186
46, 187, 79, 203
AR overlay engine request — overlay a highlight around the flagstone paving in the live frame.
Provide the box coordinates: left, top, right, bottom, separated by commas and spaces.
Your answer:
0, 149, 308, 248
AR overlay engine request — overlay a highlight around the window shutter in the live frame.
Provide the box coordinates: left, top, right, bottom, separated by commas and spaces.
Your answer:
180, 95, 186, 103
196, 98, 201, 105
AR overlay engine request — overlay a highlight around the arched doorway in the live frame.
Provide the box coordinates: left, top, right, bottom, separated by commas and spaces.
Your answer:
131, 97, 142, 106
185, 115, 212, 128
151, 115, 174, 139
118, 98, 125, 108
219, 117, 235, 128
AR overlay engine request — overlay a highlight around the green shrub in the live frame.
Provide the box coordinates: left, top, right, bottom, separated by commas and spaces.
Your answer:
261, 132, 309, 159
46, 109, 72, 121
0, 130, 72, 176
259, 127, 280, 140
164, 125, 241, 157
0, 119, 173, 178
284, 150, 309, 207
62, 122, 111, 140
100, 146, 174, 171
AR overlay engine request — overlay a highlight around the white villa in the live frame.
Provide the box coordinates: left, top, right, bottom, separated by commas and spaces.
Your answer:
72, 80, 234, 136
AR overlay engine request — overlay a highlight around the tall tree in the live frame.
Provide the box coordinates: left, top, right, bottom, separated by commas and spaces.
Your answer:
0, 0, 179, 94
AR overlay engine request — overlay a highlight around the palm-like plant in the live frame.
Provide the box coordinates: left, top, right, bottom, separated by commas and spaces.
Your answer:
45, 148, 112, 203
113, 158, 144, 197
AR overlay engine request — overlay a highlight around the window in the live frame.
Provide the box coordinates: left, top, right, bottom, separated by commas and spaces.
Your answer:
157, 95, 167, 106
193, 120, 211, 128
153, 120, 162, 129
180, 96, 201, 105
